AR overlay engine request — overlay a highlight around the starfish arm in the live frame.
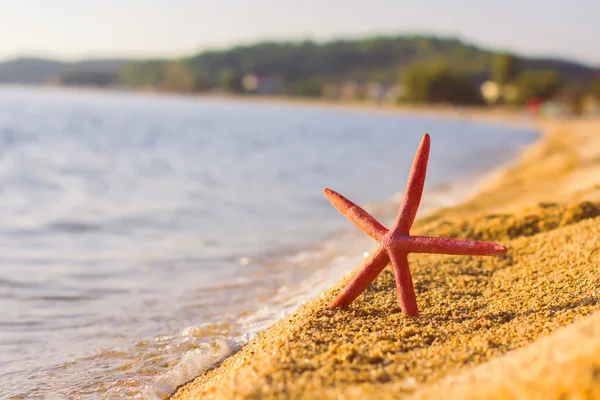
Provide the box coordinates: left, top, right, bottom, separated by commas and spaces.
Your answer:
388, 250, 419, 317
401, 236, 508, 256
323, 188, 389, 242
330, 246, 390, 308
392, 133, 431, 235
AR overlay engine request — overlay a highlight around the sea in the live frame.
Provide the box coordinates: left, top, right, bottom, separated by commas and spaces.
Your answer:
0, 86, 538, 399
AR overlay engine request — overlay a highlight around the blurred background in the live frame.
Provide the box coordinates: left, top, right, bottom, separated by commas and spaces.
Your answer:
0, 1, 597, 399
1, 0, 599, 114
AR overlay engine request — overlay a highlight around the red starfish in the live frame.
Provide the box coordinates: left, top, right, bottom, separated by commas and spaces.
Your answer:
324, 133, 507, 317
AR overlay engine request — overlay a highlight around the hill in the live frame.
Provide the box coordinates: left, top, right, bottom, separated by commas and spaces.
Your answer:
0, 58, 66, 84
1, 35, 598, 105
116, 35, 599, 102
0, 57, 131, 84
184, 36, 597, 85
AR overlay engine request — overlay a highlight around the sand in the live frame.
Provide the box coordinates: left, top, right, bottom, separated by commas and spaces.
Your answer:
172, 113, 600, 400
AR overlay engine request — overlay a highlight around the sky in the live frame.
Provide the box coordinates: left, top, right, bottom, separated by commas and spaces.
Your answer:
1, 0, 599, 66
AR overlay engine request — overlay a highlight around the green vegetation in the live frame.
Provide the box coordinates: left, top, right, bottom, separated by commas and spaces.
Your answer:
118, 60, 166, 88
511, 69, 561, 104
492, 53, 520, 86
109, 36, 596, 104
109, 35, 597, 107
54, 69, 118, 86
400, 59, 484, 105
2, 35, 598, 108
590, 74, 600, 97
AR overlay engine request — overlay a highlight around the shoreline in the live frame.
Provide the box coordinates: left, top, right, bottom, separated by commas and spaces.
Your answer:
2, 85, 553, 398
3, 84, 535, 128
142, 102, 540, 398
171, 103, 600, 399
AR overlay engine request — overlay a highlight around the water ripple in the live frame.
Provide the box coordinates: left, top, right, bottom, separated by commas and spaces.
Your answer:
0, 86, 538, 399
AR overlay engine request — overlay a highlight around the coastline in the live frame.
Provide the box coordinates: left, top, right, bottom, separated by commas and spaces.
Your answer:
5, 84, 534, 128
171, 106, 600, 399
141, 106, 539, 398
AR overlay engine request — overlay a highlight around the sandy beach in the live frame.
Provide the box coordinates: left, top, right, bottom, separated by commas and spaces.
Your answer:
171, 107, 600, 399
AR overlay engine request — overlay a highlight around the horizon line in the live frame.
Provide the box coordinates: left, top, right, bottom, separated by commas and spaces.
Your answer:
1, 32, 599, 69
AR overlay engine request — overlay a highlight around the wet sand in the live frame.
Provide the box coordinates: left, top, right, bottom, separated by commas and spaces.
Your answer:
172, 114, 600, 399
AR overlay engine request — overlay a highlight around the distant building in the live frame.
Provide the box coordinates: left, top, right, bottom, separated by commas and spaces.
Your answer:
45, 75, 62, 86
501, 84, 518, 104
581, 94, 600, 117
365, 83, 385, 102
383, 84, 403, 103
480, 81, 500, 104
242, 75, 277, 95
540, 100, 573, 117
242, 75, 258, 92
257, 77, 278, 95
321, 83, 340, 99
339, 81, 361, 100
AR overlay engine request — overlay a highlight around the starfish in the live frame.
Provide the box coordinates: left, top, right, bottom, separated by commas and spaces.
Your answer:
323, 133, 507, 317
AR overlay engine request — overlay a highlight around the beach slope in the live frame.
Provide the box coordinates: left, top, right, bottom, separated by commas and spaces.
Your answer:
172, 118, 600, 400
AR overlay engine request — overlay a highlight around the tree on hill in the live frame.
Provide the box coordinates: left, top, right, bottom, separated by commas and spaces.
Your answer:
188, 65, 213, 91
217, 68, 244, 93
400, 60, 484, 105
512, 69, 561, 104
118, 60, 165, 87
161, 60, 196, 92
52, 69, 118, 86
113, 35, 596, 97
589, 74, 600, 97
295, 77, 325, 98
492, 52, 520, 85
8, 35, 594, 104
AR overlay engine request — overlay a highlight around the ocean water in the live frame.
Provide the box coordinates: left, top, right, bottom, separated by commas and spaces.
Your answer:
0, 86, 538, 399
